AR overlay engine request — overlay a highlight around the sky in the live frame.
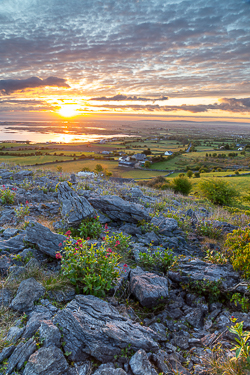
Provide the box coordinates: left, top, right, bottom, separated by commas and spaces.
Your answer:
0, 0, 250, 122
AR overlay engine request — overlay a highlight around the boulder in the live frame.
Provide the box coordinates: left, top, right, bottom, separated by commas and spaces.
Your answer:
130, 267, 169, 307
129, 349, 158, 375
23, 346, 69, 375
22, 308, 52, 340
185, 308, 205, 329
39, 320, 61, 348
0, 256, 12, 276
53, 295, 160, 363
6, 338, 36, 374
10, 278, 45, 313
25, 222, 66, 258
88, 195, 149, 223
0, 233, 26, 253
0, 345, 15, 364
57, 181, 95, 225
151, 217, 178, 235
168, 257, 240, 291
0, 288, 13, 306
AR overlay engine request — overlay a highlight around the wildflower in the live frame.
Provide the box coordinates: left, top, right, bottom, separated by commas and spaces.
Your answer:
87, 237, 90, 240
25, 200, 29, 205
116, 240, 120, 245
123, 264, 128, 268
56, 253, 62, 260
58, 243, 62, 247
94, 216, 97, 219
65, 230, 71, 236
102, 237, 106, 241
107, 248, 112, 253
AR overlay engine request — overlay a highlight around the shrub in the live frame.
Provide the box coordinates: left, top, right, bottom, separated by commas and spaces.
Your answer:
186, 170, 193, 178
14, 202, 30, 221
194, 172, 200, 178
225, 228, 250, 279
60, 238, 120, 296
170, 176, 192, 196
95, 164, 103, 173
196, 221, 222, 239
138, 248, 176, 274
79, 216, 103, 239
199, 179, 239, 205
104, 232, 131, 253
0, 186, 16, 205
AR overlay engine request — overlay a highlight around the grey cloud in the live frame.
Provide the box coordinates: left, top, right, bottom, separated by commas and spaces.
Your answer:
90, 95, 168, 101
0, 77, 70, 94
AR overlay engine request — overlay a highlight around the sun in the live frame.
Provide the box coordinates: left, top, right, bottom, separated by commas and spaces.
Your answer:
58, 105, 79, 117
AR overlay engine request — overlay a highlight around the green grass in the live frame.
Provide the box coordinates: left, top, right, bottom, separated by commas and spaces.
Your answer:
0, 154, 73, 166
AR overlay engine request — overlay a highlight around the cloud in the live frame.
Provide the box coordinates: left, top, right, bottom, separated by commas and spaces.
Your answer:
0, 77, 70, 94
90, 94, 168, 101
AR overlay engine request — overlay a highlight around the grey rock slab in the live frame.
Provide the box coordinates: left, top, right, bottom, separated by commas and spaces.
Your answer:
185, 308, 205, 329
10, 278, 45, 313
57, 181, 95, 225
129, 349, 158, 375
22, 308, 52, 340
24, 222, 66, 258
130, 267, 169, 308
14, 170, 33, 180
93, 369, 127, 375
53, 294, 160, 363
151, 350, 171, 374
168, 257, 240, 290
5, 326, 25, 344
47, 286, 75, 303
0, 288, 13, 306
39, 320, 61, 348
0, 345, 15, 363
151, 217, 178, 235
2, 228, 19, 239
0, 255, 12, 276
6, 338, 36, 375
88, 195, 149, 223
0, 233, 26, 254
23, 346, 69, 375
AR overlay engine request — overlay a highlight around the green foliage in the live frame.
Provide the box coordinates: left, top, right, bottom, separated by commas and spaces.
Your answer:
0, 186, 15, 205
14, 203, 30, 220
231, 294, 250, 312
186, 170, 193, 178
181, 279, 222, 303
194, 172, 200, 178
95, 164, 103, 172
138, 248, 177, 274
199, 179, 239, 206
205, 249, 227, 264
225, 228, 250, 279
61, 238, 120, 296
79, 216, 103, 239
170, 176, 192, 196
229, 319, 250, 367
196, 221, 222, 239
104, 232, 131, 253
138, 219, 159, 234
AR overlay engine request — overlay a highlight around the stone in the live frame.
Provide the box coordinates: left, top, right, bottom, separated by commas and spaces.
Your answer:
0, 288, 12, 306
10, 278, 45, 313
0, 256, 12, 276
129, 349, 158, 375
0, 345, 15, 363
168, 257, 240, 291
14, 170, 33, 180
53, 295, 160, 363
5, 326, 25, 344
0, 233, 26, 253
88, 195, 149, 223
151, 350, 171, 373
93, 367, 127, 375
22, 308, 52, 340
6, 338, 36, 375
47, 287, 75, 303
185, 308, 205, 329
25, 222, 66, 258
39, 320, 61, 348
57, 181, 95, 225
2, 228, 19, 239
130, 267, 169, 307
23, 346, 69, 375
151, 217, 178, 235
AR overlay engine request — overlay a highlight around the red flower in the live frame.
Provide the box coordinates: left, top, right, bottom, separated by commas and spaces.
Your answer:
102, 237, 106, 241
25, 200, 29, 205
116, 240, 120, 245
58, 243, 62, 247
94, 216, 97, 219
87, 237, 90, 240
65, 230, 71, 236
56, 253, 62, 260
123, 264, 128, 268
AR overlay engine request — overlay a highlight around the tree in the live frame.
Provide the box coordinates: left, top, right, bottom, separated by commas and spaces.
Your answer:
144, 161, 151, 168
186, 170, 193, 178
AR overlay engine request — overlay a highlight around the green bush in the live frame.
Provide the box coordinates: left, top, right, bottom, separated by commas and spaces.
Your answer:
225, 228, 250, 279
199, 179, 239, 205
138, 248, 176, 274
170, 176, 192, 196
196, 221, 222, 239
0, 186, 16, 205
60, 238, 120, 296
194, 172, 200, 178
186, 170, 193, 178
79, 216, 103, 239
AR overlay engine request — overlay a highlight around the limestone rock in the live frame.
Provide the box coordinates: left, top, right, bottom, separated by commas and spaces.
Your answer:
10, 278, 45, 313
129, 349, 158, 375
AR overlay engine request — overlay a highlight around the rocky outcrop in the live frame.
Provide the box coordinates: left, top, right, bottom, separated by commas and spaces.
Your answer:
130, 267, 169, 307
57, 181, 95, 225
88, 195, 149, 223
10, 278, 45, 313
129, 349, 158, 375
25, 222, 66, 258
23, 346, 69, 375
53, 295, 161, 363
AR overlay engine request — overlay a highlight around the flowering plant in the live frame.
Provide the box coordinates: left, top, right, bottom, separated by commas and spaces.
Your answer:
79, 216, 103, 239
0, 185, 15, 205
103, 232, 131, 253
60, 236, 120, 296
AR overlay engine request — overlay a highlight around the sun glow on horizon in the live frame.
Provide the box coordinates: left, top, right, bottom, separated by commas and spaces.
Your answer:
58, 105, 79, 117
